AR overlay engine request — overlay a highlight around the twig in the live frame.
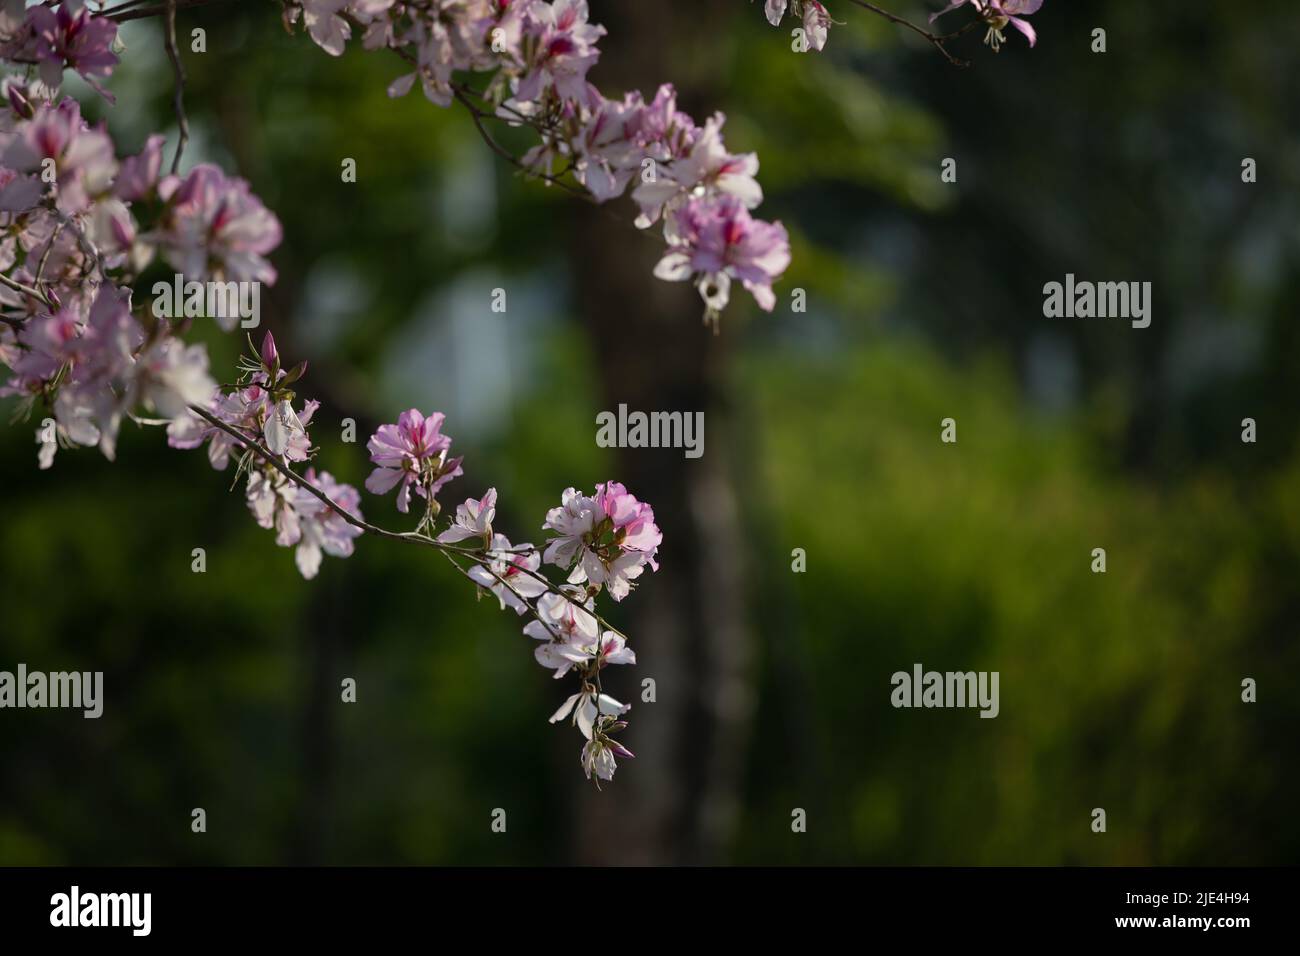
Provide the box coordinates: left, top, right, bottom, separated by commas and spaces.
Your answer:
841, 0, 971, 67
163, 0, 190, 174
0, 272, 53, 308
450, 87, 593, 200
184, 401, 632, 640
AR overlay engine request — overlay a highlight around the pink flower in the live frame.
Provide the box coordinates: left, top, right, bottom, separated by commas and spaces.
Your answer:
632, 112, 761, 228
364, 408, 462, 514
542, 481, 662, 601
654, 194, 791, 318
130, 335, 216, 421
298, 0, 352, 57
113, 134, 166, 202
293, 469, 364, 579
802, 1, 831, 52
1, 98, 117, 214
167, 334, 316, 467
247, 470, 301, 547
572, 90, 642, 201
154, 164, 282, 286
930, 0, 1042, 50
27, 1, 120, 101
515, 0, 605, 108
581, 728, 633, 782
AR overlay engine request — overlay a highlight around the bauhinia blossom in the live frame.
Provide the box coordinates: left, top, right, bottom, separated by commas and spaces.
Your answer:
364, 408, 463, 519
436, 487, 497, 545
524, 590, 635, 678
930, 0, 1043, 51
542, 480, 662, 601
2, 0, 120, 100
281, 0, 791, 325
759, 0, 833, 52
550, 687, 634, 782
293, 469, 365, 579
654, 194, 792, 324
467, 533, 548, 613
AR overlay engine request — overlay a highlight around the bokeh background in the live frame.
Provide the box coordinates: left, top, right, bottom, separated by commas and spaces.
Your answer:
2, 0, 1298, 865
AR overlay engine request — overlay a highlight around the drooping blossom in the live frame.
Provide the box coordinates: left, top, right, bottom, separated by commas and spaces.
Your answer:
549, 686, 628, 739
802, 1, 831, 51
654, 194, 791, 319
581, 724, 633, 782
293, 469, 365, 579
758, 0, 832, 52
534, 623, 635, 682
283, 0, 788, 326
930, 0, 1042, 50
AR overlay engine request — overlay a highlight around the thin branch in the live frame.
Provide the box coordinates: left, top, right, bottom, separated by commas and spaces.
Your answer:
0, 272, 53, 308
184, 401, 633, 640
163, 0, 190, 174
450, 86, 593, 200
841, 0, 971, 67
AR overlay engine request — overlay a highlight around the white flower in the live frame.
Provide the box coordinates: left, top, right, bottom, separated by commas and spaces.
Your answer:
541, 487, 598, 566
549, 688, 628, 739
436, 487, 497, 544
264, 398, 302, 455
524, 591, 601, 677
467, 533, 548, 614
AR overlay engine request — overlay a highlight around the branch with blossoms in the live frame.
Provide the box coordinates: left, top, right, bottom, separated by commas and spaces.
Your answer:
751, 1, 1044, 64
0, 0, 663, 784
174, 332, 659, 785
0, 0, 1043, 781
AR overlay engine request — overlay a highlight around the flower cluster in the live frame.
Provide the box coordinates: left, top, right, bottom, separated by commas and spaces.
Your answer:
0, 0, 675, 786
287, 0, 791, 326
542, 481, 662, 602
167, 332, 363, 580
0, 0, 119, 101
361, 407, 655, 782
0, 78, 281, 467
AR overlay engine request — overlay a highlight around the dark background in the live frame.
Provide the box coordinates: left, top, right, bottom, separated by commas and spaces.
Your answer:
2, 0, 1297, 865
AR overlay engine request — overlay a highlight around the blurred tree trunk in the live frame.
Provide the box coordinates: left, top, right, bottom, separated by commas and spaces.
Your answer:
570, 0, 754, 865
